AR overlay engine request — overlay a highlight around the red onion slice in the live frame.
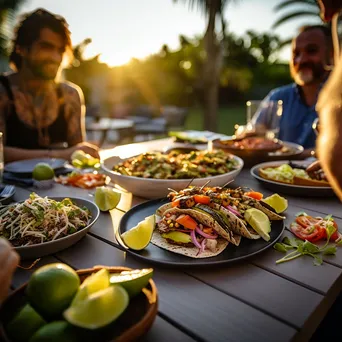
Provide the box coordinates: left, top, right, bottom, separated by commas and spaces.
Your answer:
191, 229, 202, 249
195, 226, 218, 239
226, 205, 242, 217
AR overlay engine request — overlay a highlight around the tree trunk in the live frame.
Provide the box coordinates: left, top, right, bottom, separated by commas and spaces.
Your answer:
202, 0, 221, 132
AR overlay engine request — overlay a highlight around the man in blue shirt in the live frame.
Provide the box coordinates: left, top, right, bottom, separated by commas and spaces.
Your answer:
250, 25, 333, 154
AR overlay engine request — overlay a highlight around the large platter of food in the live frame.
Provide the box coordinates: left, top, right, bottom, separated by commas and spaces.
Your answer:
102, 150, 244, 198
116, 185, 285, 266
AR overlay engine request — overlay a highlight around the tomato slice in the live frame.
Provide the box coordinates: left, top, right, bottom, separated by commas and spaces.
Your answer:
290, 222, 326, 242
294, 215, 339, 242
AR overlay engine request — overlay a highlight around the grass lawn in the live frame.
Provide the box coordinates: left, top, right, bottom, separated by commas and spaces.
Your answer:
184, 105, 246, 135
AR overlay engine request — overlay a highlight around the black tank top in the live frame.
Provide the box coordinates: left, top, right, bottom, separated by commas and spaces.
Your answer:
0, 75, 68, 149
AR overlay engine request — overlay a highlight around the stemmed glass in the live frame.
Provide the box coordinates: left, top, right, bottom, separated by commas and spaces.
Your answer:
235, 100, 283, 139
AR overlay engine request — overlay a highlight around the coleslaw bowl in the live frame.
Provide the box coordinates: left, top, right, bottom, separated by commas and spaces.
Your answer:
9, 197, 100, 260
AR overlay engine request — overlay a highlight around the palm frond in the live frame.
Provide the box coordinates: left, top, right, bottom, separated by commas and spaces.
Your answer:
272, 10, 320, 28
279, 37, 293, 48
274, 0, 318, 12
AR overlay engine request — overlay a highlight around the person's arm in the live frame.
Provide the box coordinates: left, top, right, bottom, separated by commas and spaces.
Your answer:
62, 82, 86, 146
0, 238, 19, 305
316, 55, 342, 200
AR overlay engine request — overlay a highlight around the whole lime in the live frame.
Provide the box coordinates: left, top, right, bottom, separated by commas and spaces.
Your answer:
26, 263, 80, 319
6, 304, 46, 342
29, 321, 80, 342
32, 163, 55, 181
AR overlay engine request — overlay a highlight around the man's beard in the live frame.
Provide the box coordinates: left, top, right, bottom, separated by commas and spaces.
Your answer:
25, 58, 60, 80
291, 62, 327, 86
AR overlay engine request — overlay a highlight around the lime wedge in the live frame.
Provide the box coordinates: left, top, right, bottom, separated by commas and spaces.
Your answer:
72, 268, 110, 306
244, 208, 271, 241
121, 215, 155, 250
110, 268, 153, 297
262, 194, 288, 214
64, 285, 129, 330
94, 187, 121, 211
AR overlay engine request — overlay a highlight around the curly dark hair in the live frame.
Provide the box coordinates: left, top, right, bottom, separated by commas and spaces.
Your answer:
9, 8, 72, 71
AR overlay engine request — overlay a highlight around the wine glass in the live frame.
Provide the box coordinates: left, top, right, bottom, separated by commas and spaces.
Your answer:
249, 100, 283, 139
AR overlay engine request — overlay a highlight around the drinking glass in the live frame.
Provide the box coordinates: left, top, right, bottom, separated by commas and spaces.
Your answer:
246, 100, 283, 139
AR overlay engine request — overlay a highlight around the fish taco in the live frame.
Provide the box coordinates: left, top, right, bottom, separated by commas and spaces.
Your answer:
152, 207, 233, 258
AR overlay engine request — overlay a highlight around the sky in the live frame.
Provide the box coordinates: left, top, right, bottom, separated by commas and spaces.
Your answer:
16, 0, 321, 67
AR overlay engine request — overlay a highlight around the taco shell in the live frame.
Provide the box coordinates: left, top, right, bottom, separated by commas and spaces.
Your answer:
151, 231, 229, 258
159, 207, 241, 246
293, 176, 330, 187
210, 203, 260, 239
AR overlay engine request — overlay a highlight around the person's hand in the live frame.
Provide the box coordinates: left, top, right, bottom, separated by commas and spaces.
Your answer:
306, 160, 321, 173
64, 142, 100, 160
0, 238, 20, 305
306, 160, 328, 182
317, 0, 342, 22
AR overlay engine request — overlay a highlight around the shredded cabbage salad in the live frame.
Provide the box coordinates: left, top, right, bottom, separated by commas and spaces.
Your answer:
0, 193, 91, 247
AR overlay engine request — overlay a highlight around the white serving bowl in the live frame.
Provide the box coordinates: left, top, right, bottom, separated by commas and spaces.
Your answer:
101, 154, 244, 199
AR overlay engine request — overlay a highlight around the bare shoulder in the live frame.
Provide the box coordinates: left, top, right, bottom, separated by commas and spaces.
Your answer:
60, 81, 84, 104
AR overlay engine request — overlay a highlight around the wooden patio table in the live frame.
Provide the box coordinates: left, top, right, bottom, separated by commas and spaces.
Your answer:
11, 138, 342, 342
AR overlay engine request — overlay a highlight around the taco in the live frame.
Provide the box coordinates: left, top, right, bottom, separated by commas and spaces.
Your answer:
152, 207, 230, 258
164, 187, 283, 235
259, 164, 330, 188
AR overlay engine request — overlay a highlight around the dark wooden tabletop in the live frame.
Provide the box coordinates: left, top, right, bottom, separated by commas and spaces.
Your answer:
11, 138, 342, 342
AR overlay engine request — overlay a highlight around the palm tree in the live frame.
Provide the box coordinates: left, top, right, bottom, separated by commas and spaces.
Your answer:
272, 0, 322, 29
174, 0, 233, 132
0, 0, 26, 57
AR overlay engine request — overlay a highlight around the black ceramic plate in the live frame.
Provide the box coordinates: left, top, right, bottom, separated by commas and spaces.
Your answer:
118, 198, 285, 267
5, 158, 67, 174
250, 161, 336, 197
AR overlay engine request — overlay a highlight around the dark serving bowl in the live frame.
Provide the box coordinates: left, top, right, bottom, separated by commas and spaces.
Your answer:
9, 197, 100, 260
213, 139, 304, 167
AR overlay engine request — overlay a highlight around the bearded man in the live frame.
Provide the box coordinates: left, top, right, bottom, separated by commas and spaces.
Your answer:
250, 25, 333, 154
0, 8, 99, 162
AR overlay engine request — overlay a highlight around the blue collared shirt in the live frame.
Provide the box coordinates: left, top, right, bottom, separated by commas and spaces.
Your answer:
252, 83, 320, 149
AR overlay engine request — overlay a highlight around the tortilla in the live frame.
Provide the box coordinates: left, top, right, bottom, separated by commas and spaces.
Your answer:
210, 203, 260, 239
161, 207, 241, 246
156, 203, 172, 217
151, 230, 229, 258
240, 196, 284, 220
293, 176, 330, 187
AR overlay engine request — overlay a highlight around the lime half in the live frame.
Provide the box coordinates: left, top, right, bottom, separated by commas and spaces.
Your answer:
94, 186, 121, 211
64, 285, 129, 329
110, 268, 153, 297
72, 268, 110, 306
244, 208, 271, 241
121, 215, 155, 250
262, 194, 288, 214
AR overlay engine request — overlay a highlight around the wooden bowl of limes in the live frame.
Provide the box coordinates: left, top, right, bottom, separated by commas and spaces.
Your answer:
0, 265, 158, 342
